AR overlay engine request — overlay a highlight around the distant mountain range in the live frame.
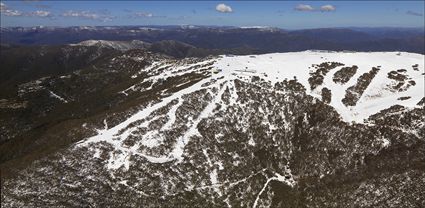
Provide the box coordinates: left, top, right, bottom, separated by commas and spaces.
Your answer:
1, 26, 424, 54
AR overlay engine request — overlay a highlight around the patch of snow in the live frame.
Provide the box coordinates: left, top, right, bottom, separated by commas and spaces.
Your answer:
48, 90, 68, 103
248, 138, 256, 146
93, 148, 101, 158
378, 137, 391, 148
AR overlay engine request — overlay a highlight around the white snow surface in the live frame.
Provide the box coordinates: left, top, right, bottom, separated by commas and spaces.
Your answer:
48, 90, 68, 103
214, 51, 424, 123
78, 51, 424, 171
71, 40, 148, 51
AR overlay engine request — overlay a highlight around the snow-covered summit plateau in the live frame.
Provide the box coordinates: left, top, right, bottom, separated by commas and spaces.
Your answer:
214, 51, 424, 123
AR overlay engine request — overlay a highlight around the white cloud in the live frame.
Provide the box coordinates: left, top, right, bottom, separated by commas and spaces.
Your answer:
320, 5, 336, 12
128, 11, 166, 18
62, 10, 115, 22
133, 12, 153, 18
62, 10, 95, 18
3, 9, 23, 16
0, 2, 24, 16
1, 3, 53, 17
295, 4, 336, 12
28, 10, 51, 17
295, 4, 314, 12
216, 3, 232, 13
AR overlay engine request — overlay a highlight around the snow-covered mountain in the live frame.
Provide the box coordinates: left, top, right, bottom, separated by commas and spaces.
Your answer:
215, 51, 424, 123
2, 50, 424, 207
71, 40, 151, 51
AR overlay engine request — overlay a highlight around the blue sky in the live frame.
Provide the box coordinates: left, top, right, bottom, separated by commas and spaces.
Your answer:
1, 1, 424, 29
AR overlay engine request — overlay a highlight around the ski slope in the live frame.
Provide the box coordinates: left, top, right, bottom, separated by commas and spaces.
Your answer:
79, 51, 424, 171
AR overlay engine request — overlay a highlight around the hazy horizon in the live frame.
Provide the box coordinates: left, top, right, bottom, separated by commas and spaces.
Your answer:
2, 24, 425, 31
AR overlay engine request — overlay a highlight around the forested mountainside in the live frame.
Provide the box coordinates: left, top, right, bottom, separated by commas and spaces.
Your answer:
1, 44, 424, 207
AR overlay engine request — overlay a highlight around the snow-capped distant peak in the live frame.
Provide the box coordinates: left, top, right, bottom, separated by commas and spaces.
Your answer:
240, 26, 270, 29
70, 40, 150, 51
239, 26, 280, 32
